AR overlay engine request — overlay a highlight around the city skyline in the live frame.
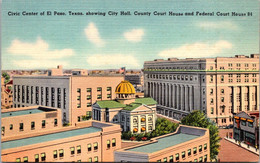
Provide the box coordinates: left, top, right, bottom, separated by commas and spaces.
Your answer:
2, 0, 259, 70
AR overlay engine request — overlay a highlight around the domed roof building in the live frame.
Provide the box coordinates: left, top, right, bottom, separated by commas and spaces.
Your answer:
115, 80, 136, 94
92, 80, 157, 133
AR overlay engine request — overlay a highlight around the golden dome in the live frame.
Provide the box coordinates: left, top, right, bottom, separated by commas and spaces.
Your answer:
115, 80, 136, 94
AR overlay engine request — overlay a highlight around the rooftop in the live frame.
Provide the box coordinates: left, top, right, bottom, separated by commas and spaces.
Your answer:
95, 97, 156, 110
2, 109, 45, 118
2, 127, 101, 150
127, 133, 199, 153
135, 98, 157, 105
96, 100, 126, 109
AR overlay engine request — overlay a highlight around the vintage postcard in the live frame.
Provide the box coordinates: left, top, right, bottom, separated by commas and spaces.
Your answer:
1, 0, 259, 162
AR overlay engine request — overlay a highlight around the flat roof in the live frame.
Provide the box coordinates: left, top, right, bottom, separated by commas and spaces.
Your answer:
1, 109, 45, 118
127, 133, 199, 153
2, 127, 101, 150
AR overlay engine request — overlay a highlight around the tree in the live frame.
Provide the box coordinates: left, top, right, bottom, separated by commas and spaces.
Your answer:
2, 72, 10, 84
181, 110, 221, 161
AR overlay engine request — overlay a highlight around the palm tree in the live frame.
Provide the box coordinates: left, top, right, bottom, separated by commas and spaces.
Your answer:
181, 110, 221, 161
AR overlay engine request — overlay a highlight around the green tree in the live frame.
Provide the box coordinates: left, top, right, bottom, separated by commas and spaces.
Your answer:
2, 72, 10, 84
181, 110, 221, 161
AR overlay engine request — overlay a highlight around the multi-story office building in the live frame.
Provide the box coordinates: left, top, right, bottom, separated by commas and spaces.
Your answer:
93, 80, 157, 133
13, 66, 124, 124
1, 121, 121, 162
114, 125, 210, 162
144, 54, 259, 126
1, 106, 62, 138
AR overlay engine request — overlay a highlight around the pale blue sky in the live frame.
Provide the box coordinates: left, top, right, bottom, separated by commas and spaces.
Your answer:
2, 0, 259, 70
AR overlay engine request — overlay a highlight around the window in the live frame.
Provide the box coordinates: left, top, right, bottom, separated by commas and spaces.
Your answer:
16, 158, 21, 162
78, 116, 81, 122
211, 107, 214, 114
88, 144, 92, 151
210, 99, 214, 104
204, 155, 207, 162
97, 95, 102, 99
87, 95, 91, 100
42, 120, 46, 128
248, 122, 253, 127
221, 97, 224, 102
182, 151, 185, 158
94, 142, 98, 150
204, 143, 207, 150
86, 111, 92, 119
77, 88, 81, 93
157, 159, 161, 162
41, 153, 46, 161
10, 124, 13, 130
193, 147, 197, 154
199, 145, 202, 152
112, 138, 116, 147
71, 147, 75, 155
89, 158, 92, 162
163, 157, 167, 162
87, 88, 92, 92
94, 156, 98, 162
107, 140, 111, 148
210, 89, 213, 94
221, 75, 224, 82
35, 154, 39, 162
87, 103, 92, 107
23, 157, 28, 162
175, 153, 179, 161
59, 149, 64, 157
210, 75, 213, 82
107, 87, 111, 91
188, 149, 191, 156
77, 145, 81, 154
169, 155, 173, 162
77, 160, 81, 162
31, 121, 35, 130
54, 119, 58, 126
194, 159, 198, 162
19, 123, 24, 131
221, 89, 224, 94
53, 150, 57, 158
97, 87, 102, 91
241, 120, 246, 126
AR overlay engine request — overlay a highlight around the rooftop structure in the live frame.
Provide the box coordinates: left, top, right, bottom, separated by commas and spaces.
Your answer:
1, 106, 62, 138
2, 121, 122, 162
93, 80, 157, 133
114, 125, 210, 162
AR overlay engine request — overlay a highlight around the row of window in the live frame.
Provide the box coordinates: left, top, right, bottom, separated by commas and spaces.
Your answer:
235, 120, 254, 128
228, 63, 257, 67
156, 144, 208, 162
14, 85, 67, 109
16, 152, 98, 162
147, 74, 196, 81
77, 87, 112, 93
15, 139, 117, 162
1, 119, 57, 134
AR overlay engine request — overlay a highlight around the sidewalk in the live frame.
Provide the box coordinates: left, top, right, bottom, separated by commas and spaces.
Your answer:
224, 137, 259, 155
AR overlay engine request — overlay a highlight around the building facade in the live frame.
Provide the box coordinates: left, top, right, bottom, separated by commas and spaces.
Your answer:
1, 106, 62, 138
12, 67, 124, 125
143, 54, 259, 126
233, 111, 259, 147
1, 121, 121, 162
92, 80, 157, 133
1, 77, 13, 109
114, 125, 210, 162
